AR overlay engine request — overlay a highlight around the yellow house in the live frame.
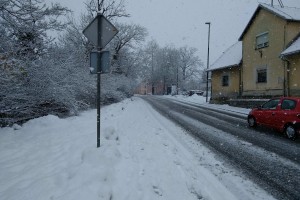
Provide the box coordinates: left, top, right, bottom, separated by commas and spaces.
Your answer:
281, 35, 300, 96
239, 3, 300, 97
208, 42, 242, 100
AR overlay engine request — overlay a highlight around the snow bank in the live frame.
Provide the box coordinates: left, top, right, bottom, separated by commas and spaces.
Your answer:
162, 94, 251, 115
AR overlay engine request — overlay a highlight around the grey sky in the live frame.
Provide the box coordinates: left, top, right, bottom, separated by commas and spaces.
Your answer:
57, 0, 300, 65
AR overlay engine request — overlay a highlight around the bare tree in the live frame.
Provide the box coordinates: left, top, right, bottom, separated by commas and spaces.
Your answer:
83, 0, 130, 21
113, 23, 148, 54
178, 46, 203, 90
136, 42, 205, 94
109, 23, 148, 73
98, 0, 130, 19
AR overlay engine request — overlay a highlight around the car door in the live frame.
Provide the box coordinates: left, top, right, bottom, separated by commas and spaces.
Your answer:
259, 99, 280, 127
273, 98, 297, 130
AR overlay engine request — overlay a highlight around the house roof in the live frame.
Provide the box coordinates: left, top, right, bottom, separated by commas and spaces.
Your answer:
208, 41, 242, 72
239, 3, 300, 41
281, 35, 300, 56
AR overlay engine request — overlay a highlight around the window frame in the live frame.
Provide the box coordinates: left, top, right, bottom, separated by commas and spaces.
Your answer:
256, 32, 269, 49
222, 74, 229, 87
257, 68, 267, 83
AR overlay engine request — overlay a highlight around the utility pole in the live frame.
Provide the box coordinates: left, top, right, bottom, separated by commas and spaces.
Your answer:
205, 22, 211, 102
176, 64, 179, 95
151, 48, 154, 94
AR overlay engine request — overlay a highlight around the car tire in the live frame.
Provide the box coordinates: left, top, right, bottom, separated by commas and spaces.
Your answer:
284, 125, 297, 140
248, 116, 257, 128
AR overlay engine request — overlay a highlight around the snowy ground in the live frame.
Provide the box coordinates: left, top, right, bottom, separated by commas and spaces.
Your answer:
0, 95, 274, 200
162, 94, 251, 116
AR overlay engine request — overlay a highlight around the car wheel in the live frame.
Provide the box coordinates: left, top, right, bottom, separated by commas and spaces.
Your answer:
285, 125, 296, 140
248, 116, 256, 128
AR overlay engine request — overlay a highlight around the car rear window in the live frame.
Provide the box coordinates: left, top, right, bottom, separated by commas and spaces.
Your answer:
281, 99, 296, 110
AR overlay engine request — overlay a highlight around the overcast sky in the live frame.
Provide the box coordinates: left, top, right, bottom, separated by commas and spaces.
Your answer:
57, 0, 300, 65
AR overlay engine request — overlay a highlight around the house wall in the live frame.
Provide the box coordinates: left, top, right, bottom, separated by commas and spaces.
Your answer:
242, 9, 300, 97
211, 66, 240, 99
285, 22, 300, 45
135, 82, 151, 95
288, 54, 300, 96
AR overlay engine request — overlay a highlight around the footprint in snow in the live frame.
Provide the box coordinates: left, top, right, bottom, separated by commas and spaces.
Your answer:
152, 185, 163, 196
173, 160, 181, 166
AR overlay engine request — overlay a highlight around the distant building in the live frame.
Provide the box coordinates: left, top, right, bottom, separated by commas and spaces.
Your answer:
135, 80, 165, 95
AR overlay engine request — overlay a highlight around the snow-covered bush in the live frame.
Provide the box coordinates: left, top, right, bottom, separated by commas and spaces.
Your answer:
0, 0, 141, 126
101, 74, 137, 105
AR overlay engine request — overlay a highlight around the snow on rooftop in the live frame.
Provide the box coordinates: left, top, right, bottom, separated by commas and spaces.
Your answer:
209, 41, 242, 71
261, 3, 300, 21
281, 36, 300, 56
239, 4, 300, 41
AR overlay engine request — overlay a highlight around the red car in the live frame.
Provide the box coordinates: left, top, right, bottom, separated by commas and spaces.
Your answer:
247, 97, 300, 140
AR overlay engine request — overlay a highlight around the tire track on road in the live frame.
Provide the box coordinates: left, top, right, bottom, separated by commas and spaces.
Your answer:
141, 96, 300, 200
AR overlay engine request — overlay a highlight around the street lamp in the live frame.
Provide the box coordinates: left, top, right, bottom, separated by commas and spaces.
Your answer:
205, 22, 211, 102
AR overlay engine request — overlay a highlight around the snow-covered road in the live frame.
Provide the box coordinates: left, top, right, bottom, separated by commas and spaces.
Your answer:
0, 96, 274, 200
142, 95, 300, 200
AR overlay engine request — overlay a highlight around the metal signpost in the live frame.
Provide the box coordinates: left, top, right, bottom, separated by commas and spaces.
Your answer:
90, 51, 111, 74
83, 13, 118, 148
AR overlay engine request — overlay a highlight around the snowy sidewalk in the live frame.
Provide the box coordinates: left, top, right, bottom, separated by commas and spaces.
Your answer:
161, 94, 252, 116
0, 97, 273, 200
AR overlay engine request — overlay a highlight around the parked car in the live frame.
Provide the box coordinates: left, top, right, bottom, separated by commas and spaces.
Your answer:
188, 90, 204, 96
247, 97, 300, 140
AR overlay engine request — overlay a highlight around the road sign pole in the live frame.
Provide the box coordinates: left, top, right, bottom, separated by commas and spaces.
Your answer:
97, 56, 101, 148
83, 13, 118, 148
97, 14, 102, 148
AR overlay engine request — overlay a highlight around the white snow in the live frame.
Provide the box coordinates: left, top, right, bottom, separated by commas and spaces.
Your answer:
0, 96, 273, 200
261, 3, 300, 21
163, 94, 251, 116
281, 36, 300, 56
209, 41, 242, 71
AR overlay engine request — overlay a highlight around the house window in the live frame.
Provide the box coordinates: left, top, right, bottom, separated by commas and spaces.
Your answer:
256, 32, 269, 49
222, 75, 229, 86
257, 69, 267, 83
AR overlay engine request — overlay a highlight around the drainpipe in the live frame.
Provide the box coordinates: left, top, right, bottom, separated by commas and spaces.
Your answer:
239, 62, 243, 98
287, 61, 290, 97
281, 55, 290, 97
283, 23, 287, 96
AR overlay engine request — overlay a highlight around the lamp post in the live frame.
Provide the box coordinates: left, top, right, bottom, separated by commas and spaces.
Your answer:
176, 64, 179, 95
205, 22, 211, 103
